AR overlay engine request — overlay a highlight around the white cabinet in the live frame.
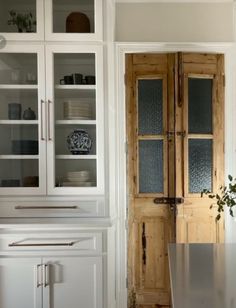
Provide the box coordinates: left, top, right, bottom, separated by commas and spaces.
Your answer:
0, 0, 103, 41
0, 44, 104, 196
0, 256, 103, 308
43, 257, 103, 308
0, 257, 42, 308
0, 230, 105, 308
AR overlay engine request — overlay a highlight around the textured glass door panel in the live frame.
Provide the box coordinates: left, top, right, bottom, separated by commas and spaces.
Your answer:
139, 140, 163, 193
189, 139, 212, 193
188, 78, 212, 134
138, 79, 163, 135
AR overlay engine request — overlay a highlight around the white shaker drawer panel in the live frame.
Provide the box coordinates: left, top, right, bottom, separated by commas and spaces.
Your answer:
0, 232, 103, 254
0, 200, 105, 218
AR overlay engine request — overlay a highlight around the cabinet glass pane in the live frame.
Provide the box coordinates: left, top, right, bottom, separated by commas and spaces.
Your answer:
189, 139, 212, 193
55, 159, 97, 187
138, 79, 163, 135
0, 0, 36, 33
139, 140, 163, 193
53, 0, 95, 34
188, 78, 213, 134
55, 124, 96, 155
0, 159, 39, 187
0, 53, 37, 85
0, 53, 39, 188
54, 53, 97, 188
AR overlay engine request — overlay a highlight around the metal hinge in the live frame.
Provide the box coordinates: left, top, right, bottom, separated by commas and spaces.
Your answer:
223, 74, 225, 87
124, 74, 126, 85
126, 277, 128, 288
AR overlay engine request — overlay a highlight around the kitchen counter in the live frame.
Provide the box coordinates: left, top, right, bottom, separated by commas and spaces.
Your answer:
168, 243, 236, 308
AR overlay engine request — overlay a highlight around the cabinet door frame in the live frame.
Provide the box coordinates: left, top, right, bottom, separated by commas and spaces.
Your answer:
43, 256, 103, 308
45, 44, 104, 195
0, 257, 43, 308
44, 0, 103, 42
0, 44, 47, 195
0, 0, 44, 41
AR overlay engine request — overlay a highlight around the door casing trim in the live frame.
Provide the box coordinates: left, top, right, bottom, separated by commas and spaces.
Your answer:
115, 42, 235, 308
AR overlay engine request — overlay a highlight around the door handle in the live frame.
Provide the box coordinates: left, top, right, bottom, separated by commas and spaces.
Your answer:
9, 241, 77, 247
15, 205, 78, 210
153, 197, 184, 205
36, 264, 43, 288
48, 99, 53, 141
40, 99, 46, 141
43, 264, 49, 287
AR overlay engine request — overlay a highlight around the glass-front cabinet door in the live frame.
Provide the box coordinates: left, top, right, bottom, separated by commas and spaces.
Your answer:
0, 0, 102, 42
46, 45, 104, 195
0, 45, 46, 195
0, 0, 44, 40
45, 0, 103, 41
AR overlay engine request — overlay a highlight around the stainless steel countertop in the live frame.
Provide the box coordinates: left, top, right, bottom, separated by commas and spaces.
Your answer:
168, 244, 236, 308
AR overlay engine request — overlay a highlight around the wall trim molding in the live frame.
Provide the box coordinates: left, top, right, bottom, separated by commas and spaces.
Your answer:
116, 42, 234, 52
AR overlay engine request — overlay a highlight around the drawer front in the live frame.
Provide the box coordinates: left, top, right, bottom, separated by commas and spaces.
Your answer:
0, 232, 103, 254
0, 200, 105, 218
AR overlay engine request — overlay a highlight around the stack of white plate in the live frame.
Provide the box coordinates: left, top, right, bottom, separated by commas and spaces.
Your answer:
62, 170, 95, 187
64, 101, 92, 120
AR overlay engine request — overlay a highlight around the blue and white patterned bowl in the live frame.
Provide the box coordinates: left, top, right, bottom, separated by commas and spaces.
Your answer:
67, 129, 92, 155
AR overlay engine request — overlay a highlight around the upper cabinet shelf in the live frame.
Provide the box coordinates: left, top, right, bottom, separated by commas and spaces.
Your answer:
0, 0, 103, 42
0, 85, 38, 90
55, 85, 96, 90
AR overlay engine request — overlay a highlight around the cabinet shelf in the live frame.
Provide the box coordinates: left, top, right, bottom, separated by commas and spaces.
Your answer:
0, 155, 39, 159
0, 120, 38, 125
0, 85, 38, 90
55, 85, 96, 90
56, 120, 96, 125
56, 155, 96, 160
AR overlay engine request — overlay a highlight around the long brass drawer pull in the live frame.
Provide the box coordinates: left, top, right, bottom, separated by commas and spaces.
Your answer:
9, 241, 76, 247
15, 205, 78, 210
37, 264, 43, 288
48, 99, 53, 141
44, 264, 49, 287
40, 99, 45, 141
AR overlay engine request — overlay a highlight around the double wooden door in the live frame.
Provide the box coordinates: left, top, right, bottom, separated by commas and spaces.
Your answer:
126, 53, 225, 308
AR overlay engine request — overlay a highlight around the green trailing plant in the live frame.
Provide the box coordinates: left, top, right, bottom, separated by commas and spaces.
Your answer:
201, 175, 236, 221
8, 10, 36, 33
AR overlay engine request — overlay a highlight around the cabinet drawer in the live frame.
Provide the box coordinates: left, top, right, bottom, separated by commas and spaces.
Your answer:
0, 232, 103, 254
0, 200, 105, 218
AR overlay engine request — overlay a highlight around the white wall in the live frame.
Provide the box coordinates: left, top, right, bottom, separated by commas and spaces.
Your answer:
115, 3, 234, 42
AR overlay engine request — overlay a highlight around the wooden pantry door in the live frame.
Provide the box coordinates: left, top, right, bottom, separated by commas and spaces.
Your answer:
126, 52, 225, 308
